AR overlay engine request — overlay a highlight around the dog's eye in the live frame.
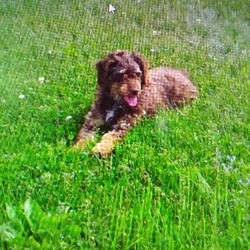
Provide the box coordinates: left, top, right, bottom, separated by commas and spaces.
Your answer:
135, 72, 142, 78
113, 73, 125, 82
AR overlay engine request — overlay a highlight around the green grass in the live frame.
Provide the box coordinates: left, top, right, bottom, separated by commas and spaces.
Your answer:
0, 0, 249, 249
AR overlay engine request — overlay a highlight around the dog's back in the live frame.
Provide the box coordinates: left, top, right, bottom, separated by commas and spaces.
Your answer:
139, 67, 198, 114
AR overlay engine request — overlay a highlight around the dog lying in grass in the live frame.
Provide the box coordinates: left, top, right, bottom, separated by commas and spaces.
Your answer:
73, 51, 198, 157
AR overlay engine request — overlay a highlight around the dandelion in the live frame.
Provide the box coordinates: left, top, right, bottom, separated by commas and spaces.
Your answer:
65, 115, 72, 121
18, 94, 25, 99
38, 76, 45, 84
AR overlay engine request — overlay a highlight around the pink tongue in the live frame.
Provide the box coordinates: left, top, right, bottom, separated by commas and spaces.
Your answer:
124, 96, 138, 107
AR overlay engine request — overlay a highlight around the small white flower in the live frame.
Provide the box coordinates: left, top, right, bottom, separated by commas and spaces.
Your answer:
150, 48, 155, 52
152, 30, 160, 36
65, 115, 72, 121
38, 76, 45, 84
108, 4, 116, 14
18, 94, 25, 99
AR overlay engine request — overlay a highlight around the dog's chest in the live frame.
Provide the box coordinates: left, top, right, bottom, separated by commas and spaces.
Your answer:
104, 102, 126, 128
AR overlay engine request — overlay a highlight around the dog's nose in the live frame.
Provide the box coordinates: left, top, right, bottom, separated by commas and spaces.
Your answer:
130, 90, 139, 96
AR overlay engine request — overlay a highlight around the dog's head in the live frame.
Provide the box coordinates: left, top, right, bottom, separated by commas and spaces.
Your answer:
96, 51, 149, 107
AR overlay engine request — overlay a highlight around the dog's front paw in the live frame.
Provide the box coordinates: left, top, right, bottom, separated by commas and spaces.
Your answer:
92, 142, 113, 157
92, 132, 121, 157
71, 139, 87, 152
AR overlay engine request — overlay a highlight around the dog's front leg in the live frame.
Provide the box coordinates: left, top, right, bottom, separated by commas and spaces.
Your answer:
92, 114, 140, 157
92, 130, 125, 157
73, 105, 103, 151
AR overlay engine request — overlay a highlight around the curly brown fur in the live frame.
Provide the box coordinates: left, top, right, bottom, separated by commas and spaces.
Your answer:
73, 51, 198, 157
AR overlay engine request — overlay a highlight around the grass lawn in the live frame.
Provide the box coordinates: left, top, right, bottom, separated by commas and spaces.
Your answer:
0, 0, 249, 249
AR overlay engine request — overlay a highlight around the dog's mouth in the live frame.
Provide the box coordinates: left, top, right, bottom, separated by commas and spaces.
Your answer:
124, 96, 138, 107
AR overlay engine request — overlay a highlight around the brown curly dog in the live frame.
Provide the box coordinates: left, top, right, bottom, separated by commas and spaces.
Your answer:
73, 51, 198, 157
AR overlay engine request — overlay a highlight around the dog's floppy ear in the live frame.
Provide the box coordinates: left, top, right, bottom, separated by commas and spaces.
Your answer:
132, 52, 149, 87
96, 55, 118, 87
96, 58, 109, 87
